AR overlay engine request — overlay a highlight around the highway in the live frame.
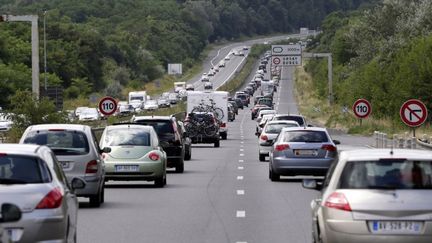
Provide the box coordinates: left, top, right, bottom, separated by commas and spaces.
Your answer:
78, 52, 374, 242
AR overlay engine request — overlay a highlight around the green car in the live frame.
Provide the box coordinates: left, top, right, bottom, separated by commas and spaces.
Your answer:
99, 124, 167, 187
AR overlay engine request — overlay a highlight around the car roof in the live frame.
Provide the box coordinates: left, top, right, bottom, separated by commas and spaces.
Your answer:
0, 143, 46, 155
339, 149, 432, 162
280, 126, 327, 132
26, 124, 89, 131
133, 116, 172, 121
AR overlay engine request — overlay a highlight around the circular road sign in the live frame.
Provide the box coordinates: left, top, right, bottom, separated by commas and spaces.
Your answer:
352, 98, 372, 119
98, 96, 117, 116
400, 99, 428, 127
273, 57, 281, 65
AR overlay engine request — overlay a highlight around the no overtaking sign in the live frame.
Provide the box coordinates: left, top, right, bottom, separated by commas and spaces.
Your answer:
400, 99, 428, 127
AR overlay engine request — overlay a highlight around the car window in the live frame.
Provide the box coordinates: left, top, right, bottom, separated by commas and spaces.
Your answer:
339, 160, 432, 189
103, 128, 151, 146
282, 130, 329, 143
265, 124, 298, 134
0, 155, 51, 184
23, 130, 90, 156
274, 116, 305, 126
50, 152, 69, 187
322, 160, 338, 190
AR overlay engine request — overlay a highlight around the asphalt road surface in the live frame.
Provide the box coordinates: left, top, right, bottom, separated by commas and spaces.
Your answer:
78, 54, 374, 242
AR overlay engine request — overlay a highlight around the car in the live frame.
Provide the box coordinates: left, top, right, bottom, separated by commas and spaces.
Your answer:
143, 100, 159, 111
251, 105, 271, 120
177, 121, 192, 160
218, 61, 225, 68
20, 124, 107, 207
168, 93, 179, 104
204, 82, 213, 90
303, 149, 432, 243
157, 98, 171, 108
0, 113, 13, 132
256, 114, 276, 136
131, 116, 187, 172
269, 127, 339, 181
236, 93, 249, 107
254, 95, 265, 105
99, 124, 167, 186
227, 103, 235, 122
201, 75, 209, 82
0, 144, 86, 242
237, 51, 245, 56
243, 46, 249, 50
272, 114, 308, 127
256, 109, 277, 123
224, 55, 230, 61
186, 84, 194, 91
258, 121, 300, 161
78, 108, 100, 121
244, 86, 254, 96
256, 97, 274, 109
228, 101, 239, 115
184, 112, 220, 147
234, 98, 244, 110
116, 103, 135, 116
208, 70, 214, 77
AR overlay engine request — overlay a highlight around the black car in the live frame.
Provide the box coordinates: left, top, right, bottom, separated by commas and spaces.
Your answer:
132, 115, 187, 173
228, 101, 239, 115
234, 98, 244, 109
236, 94, 249, 107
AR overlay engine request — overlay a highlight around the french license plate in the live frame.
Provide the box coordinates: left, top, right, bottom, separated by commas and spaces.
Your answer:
115, 165, 138, 172
295, 149, 318, 156
370, 221, 422, 234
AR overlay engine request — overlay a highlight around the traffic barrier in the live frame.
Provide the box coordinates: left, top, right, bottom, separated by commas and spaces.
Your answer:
374, 131, 417, 149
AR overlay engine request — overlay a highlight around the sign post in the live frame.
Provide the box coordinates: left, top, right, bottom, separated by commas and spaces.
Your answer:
400, 99, 428, 137
352, 99, 372, 126
98, 96, 117, 117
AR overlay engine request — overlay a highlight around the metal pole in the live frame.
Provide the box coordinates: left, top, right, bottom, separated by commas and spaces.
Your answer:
31, 16, 40, 98
43, 11, 47, 90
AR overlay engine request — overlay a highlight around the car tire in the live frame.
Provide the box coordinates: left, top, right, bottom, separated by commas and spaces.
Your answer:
154, 175, 166, 187
184, 149, 191, 160
221, 132, 227, 140
100, 185, 105, 204
269, 168, 280, 181
259, 154, 266, 162
89, 188, 102, 208
214, 139, 220, 148
176, 159, 184, 173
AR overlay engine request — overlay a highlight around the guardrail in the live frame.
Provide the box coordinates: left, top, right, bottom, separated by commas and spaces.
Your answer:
373, 131, 417, 149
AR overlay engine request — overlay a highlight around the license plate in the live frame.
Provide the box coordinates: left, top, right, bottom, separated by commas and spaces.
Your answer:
370, 221, 423, 234
115, 165, 138, 172
294, 149, 318, 156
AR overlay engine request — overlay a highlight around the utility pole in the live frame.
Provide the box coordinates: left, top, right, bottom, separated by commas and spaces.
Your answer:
1, 15, 40, 98
303, 52, 333, 105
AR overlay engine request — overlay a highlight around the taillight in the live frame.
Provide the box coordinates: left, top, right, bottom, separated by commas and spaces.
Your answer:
321, 144, 337, 152
85, 160, 98, 174
260, 135, 268, 141
36, 188, 63, 209
149, 152, 160, 161
220, 123, 226, 128
0, 153, 7, 157
275, 144, 289, 151
324, 192, 351, 211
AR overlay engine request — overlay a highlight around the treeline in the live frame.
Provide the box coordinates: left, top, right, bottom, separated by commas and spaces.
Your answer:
306, 0, 432, 121
0, 0, 373, 107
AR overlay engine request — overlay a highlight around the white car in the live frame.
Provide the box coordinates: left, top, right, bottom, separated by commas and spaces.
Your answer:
224, 55, 230, 61
201, 75, 209, 82
256, 114, 276, 136
78, 108, 100, 121
74, 106, 89, 117
258, 120, 300, 161
204, 82, 213, 90
218, 61, 225, 67
0, 113, 13, 131
143, 100, 158, 111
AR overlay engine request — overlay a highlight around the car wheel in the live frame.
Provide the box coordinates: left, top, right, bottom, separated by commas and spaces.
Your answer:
176, 159, 184, 173
100, 185, 105, 204
221, 132, 227, 140
184, 149, 191, 160
259, 154, 266, 162
154, 175, 166, 187
269, 168, 280, 181
214, 139, 220, 148
89, 189, 102, 208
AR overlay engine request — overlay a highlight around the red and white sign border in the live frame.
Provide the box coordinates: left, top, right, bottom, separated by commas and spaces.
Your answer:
98, 96, 117, 116
352, 98, 372, 119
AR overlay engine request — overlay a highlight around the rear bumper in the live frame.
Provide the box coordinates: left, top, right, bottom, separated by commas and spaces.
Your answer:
271, 157, 334, 176
191, 136, 218, 144
105, 161, 165, 181
259, 145, 272, 155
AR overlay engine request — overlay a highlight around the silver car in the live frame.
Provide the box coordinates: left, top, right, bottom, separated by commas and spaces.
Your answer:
20, 124, 107, 207
0, 144, 85, 242
303, 149, 432, 243
258, 120, 300, 161
269, 127, 339, 181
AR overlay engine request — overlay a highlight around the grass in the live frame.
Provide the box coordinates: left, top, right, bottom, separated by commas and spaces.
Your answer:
294, 65, 432, 137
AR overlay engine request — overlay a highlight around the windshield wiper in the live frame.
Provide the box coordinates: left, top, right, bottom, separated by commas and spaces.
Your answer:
0, 178, 29, 184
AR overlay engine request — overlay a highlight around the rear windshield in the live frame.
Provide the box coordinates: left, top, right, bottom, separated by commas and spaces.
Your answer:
237, 95, 247, 100
282, 130, 329, 143
104, 128, 150, 146
23, 130, 89, 156
265, 123, 298, 134
273, 116, 305, 126
135, 120, 174, 141
258, 99, 272, 106
339, 160, 432, 189
0, 155, 51, 184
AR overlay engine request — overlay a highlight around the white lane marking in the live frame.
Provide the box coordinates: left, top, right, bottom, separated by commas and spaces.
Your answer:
239, 154, 244, 156
241, 141, 244, 144
240, 149, 244, 152
237, 190, 245, 195
236, 242, 247, 243
238, 166, 244, 170
237, 176, 244, 180
238, 159, 244, 163
236, 211, 246, 218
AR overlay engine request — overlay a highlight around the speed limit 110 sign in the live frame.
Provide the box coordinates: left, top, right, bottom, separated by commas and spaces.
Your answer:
352, 99, 371, 119
98, 96, 117, 116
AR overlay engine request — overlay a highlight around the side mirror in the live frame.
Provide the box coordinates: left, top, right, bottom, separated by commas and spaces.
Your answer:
101, 147, 111, 153
307, 124, 314, 127
302, 179, 322, 191
71, 177, 86, 190
333, 140, 341, 145
0, 203, 22, 223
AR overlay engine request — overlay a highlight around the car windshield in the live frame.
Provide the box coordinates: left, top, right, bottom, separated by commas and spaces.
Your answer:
104, 128, 150, 146
23, 130, 90, 155
282, 130, 329, 143
0, 155, 51, 184
134, 120, 175, 141
273, 116, 305, 126
339, 160, 432, 190
265, 123, 298, 134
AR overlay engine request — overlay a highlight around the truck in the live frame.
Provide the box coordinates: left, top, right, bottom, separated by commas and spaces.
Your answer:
174, 82, 186, 93
186, 91, 229, 140
128, 91, 147, 110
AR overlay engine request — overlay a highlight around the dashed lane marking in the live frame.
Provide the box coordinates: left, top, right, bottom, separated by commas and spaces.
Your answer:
236, 211, 246, 218
237, 176, 244, 180
237, 190, 245, 195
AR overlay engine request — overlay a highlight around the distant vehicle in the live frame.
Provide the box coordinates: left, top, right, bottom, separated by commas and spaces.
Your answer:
224, 55, 230, 61
78, 108, 100, 121
0, 113, 13, 131
168, 93, 179, 104
186, 84, 194, 91
74, 106, 89, 117
228, 100, 239, 115
99, 124, 167, 186
129, 91, 147, 110
184, 112, 220, 147
203, 82, 213, 90
227, 103, 235, 122
301, 149, 432, 243
20, 124, 108, 207
243, 46, 249, 50
269, 127, 339, 181
143, 100, 159, 111
0, 144, 86, 242
218, 61, 225, 67
201, 74, 210, 82
258, 121, 300, 161
237, 51, 245, 56
174, 82, 186, 93
272, 114, 307, 127
116, 103, 134, 116
157, 98, 170, 108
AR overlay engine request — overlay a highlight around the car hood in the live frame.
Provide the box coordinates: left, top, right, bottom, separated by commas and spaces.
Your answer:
107, 146, 154, 160
0, 184, 54, 212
